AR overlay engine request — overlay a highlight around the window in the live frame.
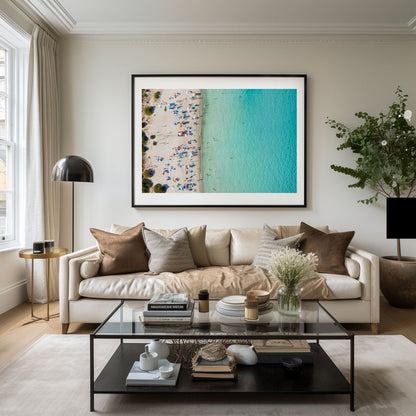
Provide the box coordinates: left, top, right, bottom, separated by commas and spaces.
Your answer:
0, 46, 13, 240
0, 19, 29, 249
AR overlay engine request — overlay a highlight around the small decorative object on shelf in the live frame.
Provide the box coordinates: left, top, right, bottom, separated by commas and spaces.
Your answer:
148, 339, 170, 360
252, 339, 313, 364
198, 289, 209, 313
226, 345, 258, 365
32, 241, 45, 254
244, 293, 259, 321
139, 344, 158, 371
44, 240, 54, 253
269, 247, 318, 316
191, 343, 237, 380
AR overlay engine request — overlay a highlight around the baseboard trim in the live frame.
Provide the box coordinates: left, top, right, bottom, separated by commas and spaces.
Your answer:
0, 280, 28, 314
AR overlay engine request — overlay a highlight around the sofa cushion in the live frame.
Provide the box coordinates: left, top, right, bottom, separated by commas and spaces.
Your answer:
143, 227, 196, 273
78, 265, 334, 300
90, 223, 148, 275
188, 225, 211, 267
321, 273, 361, 299
230, 228, 262, 265
252, 225, 303, 270
299, 222, 354, 275
111, 224, 210, 267
80, 259, 101, 279
345, 257, 360, 279
206, 229, 231, 266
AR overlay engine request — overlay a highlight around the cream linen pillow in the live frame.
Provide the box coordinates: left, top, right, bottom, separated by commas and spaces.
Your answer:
345, 257, 360, 279
110, 224, 210, 267
252, 224, 303, 270
205, 229, 231, 266
188, 225, 210, 267
142, 227, 196, 274
80, 259, 101, 279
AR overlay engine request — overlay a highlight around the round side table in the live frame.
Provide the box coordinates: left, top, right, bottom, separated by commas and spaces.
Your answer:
19, 247, 68, 323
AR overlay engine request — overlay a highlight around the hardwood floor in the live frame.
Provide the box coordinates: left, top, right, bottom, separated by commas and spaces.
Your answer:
0, 296, 415, 372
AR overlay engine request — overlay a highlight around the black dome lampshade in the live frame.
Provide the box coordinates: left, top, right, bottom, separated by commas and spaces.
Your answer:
51, 155, 94, 183
51, 155, 94, 252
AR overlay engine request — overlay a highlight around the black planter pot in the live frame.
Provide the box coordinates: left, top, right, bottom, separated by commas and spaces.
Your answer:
380, 256, 416, 308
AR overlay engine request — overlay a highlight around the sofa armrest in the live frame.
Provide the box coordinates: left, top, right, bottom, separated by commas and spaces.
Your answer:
346, 245, 380, 323
59, 246, 100, 324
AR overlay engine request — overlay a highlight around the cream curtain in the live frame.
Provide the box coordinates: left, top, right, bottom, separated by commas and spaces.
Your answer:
25, 25, 60, 302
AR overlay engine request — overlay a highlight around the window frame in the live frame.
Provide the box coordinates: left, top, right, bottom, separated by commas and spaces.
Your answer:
0, 19, 29, 251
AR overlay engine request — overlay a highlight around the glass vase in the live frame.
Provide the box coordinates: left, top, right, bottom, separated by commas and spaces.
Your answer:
277, 285, 302, 316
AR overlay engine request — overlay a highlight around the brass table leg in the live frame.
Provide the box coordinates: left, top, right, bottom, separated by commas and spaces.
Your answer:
31, 258, 34, 319
46, 258, 50, 321
23, 257, 59, 325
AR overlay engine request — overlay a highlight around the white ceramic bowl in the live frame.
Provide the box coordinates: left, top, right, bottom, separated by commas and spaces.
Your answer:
159, 365, 174, 379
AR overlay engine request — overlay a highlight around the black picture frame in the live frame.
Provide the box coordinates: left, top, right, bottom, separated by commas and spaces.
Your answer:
131, 74, 307, 207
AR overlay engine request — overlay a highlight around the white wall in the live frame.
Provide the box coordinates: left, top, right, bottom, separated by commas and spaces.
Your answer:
0, 249, 26, 314
59, 36, 416, 257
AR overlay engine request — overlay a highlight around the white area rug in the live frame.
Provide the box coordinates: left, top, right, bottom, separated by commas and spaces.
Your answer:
0, 335, 415, 416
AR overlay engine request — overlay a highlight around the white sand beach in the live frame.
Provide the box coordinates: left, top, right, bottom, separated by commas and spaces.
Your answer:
142, 89, 203, 193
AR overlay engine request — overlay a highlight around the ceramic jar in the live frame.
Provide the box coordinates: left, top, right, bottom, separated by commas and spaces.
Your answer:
139, 345, 158, 371
147, 339, 170, 359
226, 344, 258, 365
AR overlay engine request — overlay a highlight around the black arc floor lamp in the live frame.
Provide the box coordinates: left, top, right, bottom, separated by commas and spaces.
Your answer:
51, 155, 94, 252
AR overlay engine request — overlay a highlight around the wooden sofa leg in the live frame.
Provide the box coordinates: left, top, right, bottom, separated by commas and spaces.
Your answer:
371, 323, 379, 335
61, 323, 69, 334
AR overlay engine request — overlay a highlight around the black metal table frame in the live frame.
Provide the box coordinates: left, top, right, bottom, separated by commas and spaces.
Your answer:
90, 300, 354, 412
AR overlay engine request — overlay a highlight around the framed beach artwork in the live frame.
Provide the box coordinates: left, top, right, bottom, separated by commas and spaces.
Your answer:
131, 74, 306, 207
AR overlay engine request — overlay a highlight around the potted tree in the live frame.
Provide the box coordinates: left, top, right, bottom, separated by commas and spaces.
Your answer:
326, 87, 416, 308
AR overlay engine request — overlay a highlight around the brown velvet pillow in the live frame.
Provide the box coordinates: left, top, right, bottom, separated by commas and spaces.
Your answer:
299, 222, 354, 275
90, 223, 148, 275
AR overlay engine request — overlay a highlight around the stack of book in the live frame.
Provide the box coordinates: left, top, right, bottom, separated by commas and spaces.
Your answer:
192, 354, 237, 380
142, 293, 194, 325
252, 339, 313, 364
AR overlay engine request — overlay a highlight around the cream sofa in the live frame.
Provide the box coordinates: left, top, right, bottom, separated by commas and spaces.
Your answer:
59, 226, 380, 334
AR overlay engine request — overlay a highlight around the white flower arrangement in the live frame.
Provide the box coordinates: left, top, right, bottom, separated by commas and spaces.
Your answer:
269, 247, 318, 288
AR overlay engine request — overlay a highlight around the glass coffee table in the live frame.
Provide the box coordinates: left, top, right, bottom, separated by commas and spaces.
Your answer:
90, 300, 354, 412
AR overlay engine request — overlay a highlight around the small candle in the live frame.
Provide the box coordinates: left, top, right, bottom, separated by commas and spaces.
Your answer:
245, 296, 259, 320
198, 289, 209, 313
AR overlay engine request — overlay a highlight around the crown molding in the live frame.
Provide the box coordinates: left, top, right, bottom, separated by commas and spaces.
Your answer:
11, 0, 75, 35
9, 2, 416, 38
0, 9, 31, 44
69, 21, 416, 37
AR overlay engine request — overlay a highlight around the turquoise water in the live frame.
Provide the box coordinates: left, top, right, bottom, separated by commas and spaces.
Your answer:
201, 89, 297, 193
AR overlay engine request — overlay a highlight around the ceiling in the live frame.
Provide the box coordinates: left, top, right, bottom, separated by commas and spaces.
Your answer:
13, 0, 416, 37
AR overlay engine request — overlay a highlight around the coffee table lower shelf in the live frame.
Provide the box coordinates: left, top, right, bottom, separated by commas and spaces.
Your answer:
91, 342, 352, 411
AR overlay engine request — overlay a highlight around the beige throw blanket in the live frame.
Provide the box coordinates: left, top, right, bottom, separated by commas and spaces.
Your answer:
79, 265, 334, 300
153, 265, 334, 300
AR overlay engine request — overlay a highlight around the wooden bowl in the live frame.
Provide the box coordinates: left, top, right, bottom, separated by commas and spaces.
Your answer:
246, 290, 270, 304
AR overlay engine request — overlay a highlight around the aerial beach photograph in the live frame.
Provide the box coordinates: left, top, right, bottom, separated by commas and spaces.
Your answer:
141, 86, 298, 195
